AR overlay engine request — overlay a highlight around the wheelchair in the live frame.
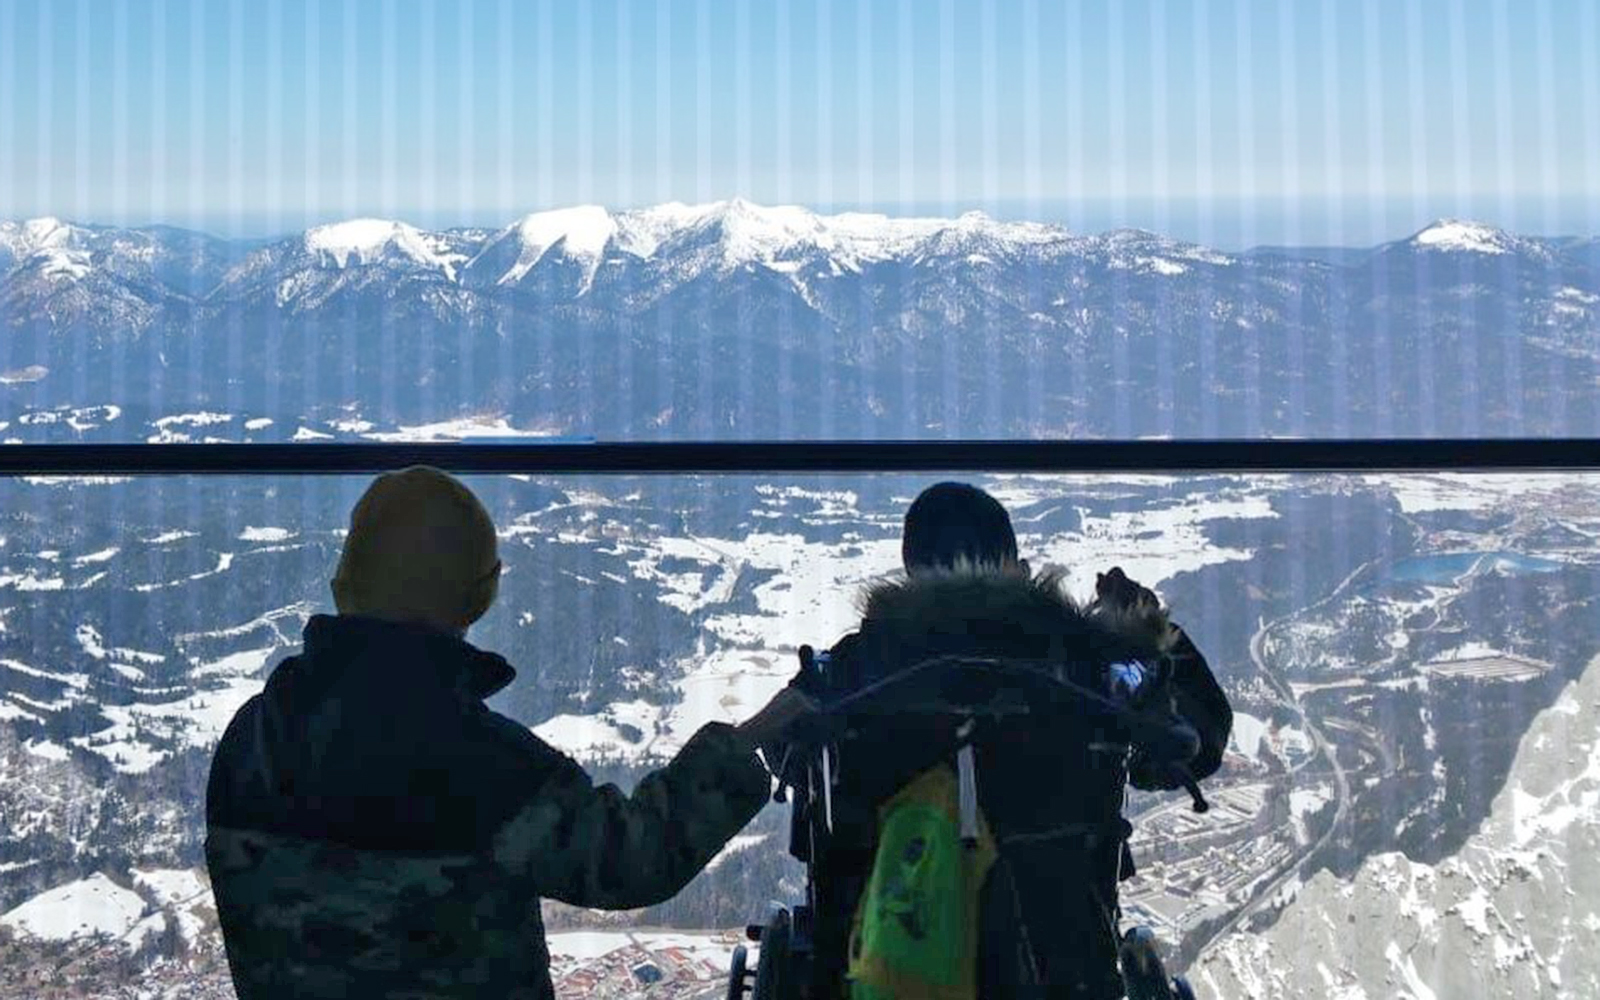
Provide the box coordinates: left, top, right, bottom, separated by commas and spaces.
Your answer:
727, 647, 1207, 1000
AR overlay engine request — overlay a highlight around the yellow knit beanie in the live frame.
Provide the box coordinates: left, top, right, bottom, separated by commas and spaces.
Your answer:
331, 466, 501, 631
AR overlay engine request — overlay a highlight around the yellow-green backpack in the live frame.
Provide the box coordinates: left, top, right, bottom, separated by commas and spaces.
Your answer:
845, 762, 999, 1000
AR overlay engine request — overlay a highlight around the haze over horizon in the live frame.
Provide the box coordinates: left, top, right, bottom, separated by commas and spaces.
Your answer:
8, 195, 1600, 254
3, 0, 1597, 251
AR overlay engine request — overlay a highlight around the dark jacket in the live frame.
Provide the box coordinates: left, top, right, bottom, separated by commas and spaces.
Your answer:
204, 614, 770, 1000
795, 568, 1232, 999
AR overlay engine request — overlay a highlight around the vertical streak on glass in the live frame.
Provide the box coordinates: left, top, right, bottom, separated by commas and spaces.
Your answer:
303, 0, 322, 543
1362, 0, 1393, 440
188, 0, 206, 428
1403, 0, 1435, 438
855, 0, 874, 441
266, 1, 284, 234
1532, 0, 1563, 436
530, 0, 550, 431
897, 0, 916, 439
379, 0, 398, 431
420, 0, 437, 230
458, 0, 476, 419
110, 0, 129, 423
816, 0, 835, 441
304, 0, 322, 444
1149, 3, 1173, 440
618, 0, 635, 440
340, 2, 358, 414
1064, 2, 1083, 437
613, 0, 636, 706
36, 5, 54, 222
148, 0, 168, 537
1196, 1, 1220, 439
654, 0, 673, 442
1578, 0, 1600, 439
1584, 2, 1600, 245
0, 0, 13, 227
338, 0, 357, 219
1446, 0, 1473, 438
74, 0, 87, 224
419, 0, 438, 428
695, 0, 711, 441
499, 0, 516, 422
1107, 2, 1130, 438
1533, 0, 1557, 236
265, 0, 284, 432
112, 2, 128, 224
1320, 0, 1347, 439
1235, 0, 1260, 435
577, 3, 594, 436
575, 2, 597, 748
106, 0, 129, 646
1274, 0, 1298, 442
1020, 0, 1040, 439
775, 0, 795, 441
980, 0, 999, 439
734, 1, 751, 440
1490, 0, 1523, 436
224, 0, 245, 636
72, 0, 89, 419
938, 0, 956, 439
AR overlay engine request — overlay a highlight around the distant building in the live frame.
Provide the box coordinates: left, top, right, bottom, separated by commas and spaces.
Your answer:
633, 962, 664, 985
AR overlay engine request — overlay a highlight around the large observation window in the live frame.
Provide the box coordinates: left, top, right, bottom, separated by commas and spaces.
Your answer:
3, 0, 1598, 996
1, 469, 1597, 994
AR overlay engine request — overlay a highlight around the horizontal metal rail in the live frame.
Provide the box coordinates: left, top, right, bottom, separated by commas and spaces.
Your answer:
0, 439, 1597, 475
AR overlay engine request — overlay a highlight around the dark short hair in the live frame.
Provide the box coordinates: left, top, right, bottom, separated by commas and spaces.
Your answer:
901, 482, 1019, 572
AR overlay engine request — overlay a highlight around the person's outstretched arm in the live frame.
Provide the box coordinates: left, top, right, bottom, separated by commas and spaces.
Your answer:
491, 688, 811, 910
1095, 568, 1233, 789
1161, 624, 1233, 782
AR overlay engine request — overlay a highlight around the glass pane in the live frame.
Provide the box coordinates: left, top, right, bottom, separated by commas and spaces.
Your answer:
0, 472, 1595, 995
2, 3, 1596, 443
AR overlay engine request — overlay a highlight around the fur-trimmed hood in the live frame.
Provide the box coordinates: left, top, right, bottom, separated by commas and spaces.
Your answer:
855, 563, 1177, 666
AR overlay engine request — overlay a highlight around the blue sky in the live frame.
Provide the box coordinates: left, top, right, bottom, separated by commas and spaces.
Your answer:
1, 0, 1596, 247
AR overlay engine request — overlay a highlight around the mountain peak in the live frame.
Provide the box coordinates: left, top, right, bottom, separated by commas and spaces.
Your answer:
22, 217, 70, 244
1410, 219, 1517, 254
303, 218, 463, 278
491, 205, 619, 289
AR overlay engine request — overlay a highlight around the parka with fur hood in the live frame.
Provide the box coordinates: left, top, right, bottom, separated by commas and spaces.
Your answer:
790, 565, 1231, 999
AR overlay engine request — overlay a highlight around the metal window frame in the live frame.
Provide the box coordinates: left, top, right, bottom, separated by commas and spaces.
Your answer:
0, 439, 1596, 475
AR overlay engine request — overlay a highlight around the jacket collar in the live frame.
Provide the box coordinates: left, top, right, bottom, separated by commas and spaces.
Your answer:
301, 614, 516, 701
856, 565, 1175, 663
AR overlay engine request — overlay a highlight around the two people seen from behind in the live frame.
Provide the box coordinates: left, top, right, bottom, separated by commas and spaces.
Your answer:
204, 467, 814, 1000
205, 471, 1230, 1000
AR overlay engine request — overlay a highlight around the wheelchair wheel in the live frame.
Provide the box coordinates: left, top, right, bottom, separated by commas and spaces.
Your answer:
751, 908, 793, 1000
727, 944, 753, 1000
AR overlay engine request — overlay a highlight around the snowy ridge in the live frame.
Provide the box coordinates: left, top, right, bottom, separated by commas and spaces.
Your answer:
495, 205, 619, 287
464, 199, 1086, 291
304, 218, 468, 279
0, 217, 93, 281
1197, 653, 1600, 999
1407, 219, 1544, 258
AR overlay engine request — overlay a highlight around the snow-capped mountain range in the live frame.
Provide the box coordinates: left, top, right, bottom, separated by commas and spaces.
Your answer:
3, 203, 1597, 443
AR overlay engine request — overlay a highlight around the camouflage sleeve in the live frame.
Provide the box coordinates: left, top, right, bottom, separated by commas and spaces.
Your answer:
491, 721, 771, 910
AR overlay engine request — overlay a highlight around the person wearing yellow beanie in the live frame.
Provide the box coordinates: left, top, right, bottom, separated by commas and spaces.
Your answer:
204, 466, 812, 1000
330, 465, 504, 634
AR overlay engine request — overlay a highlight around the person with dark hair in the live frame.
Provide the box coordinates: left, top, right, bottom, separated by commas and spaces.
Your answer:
204, 467, 813, 1000
780, 482, 1231, 999
899, 480, 1021, 572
